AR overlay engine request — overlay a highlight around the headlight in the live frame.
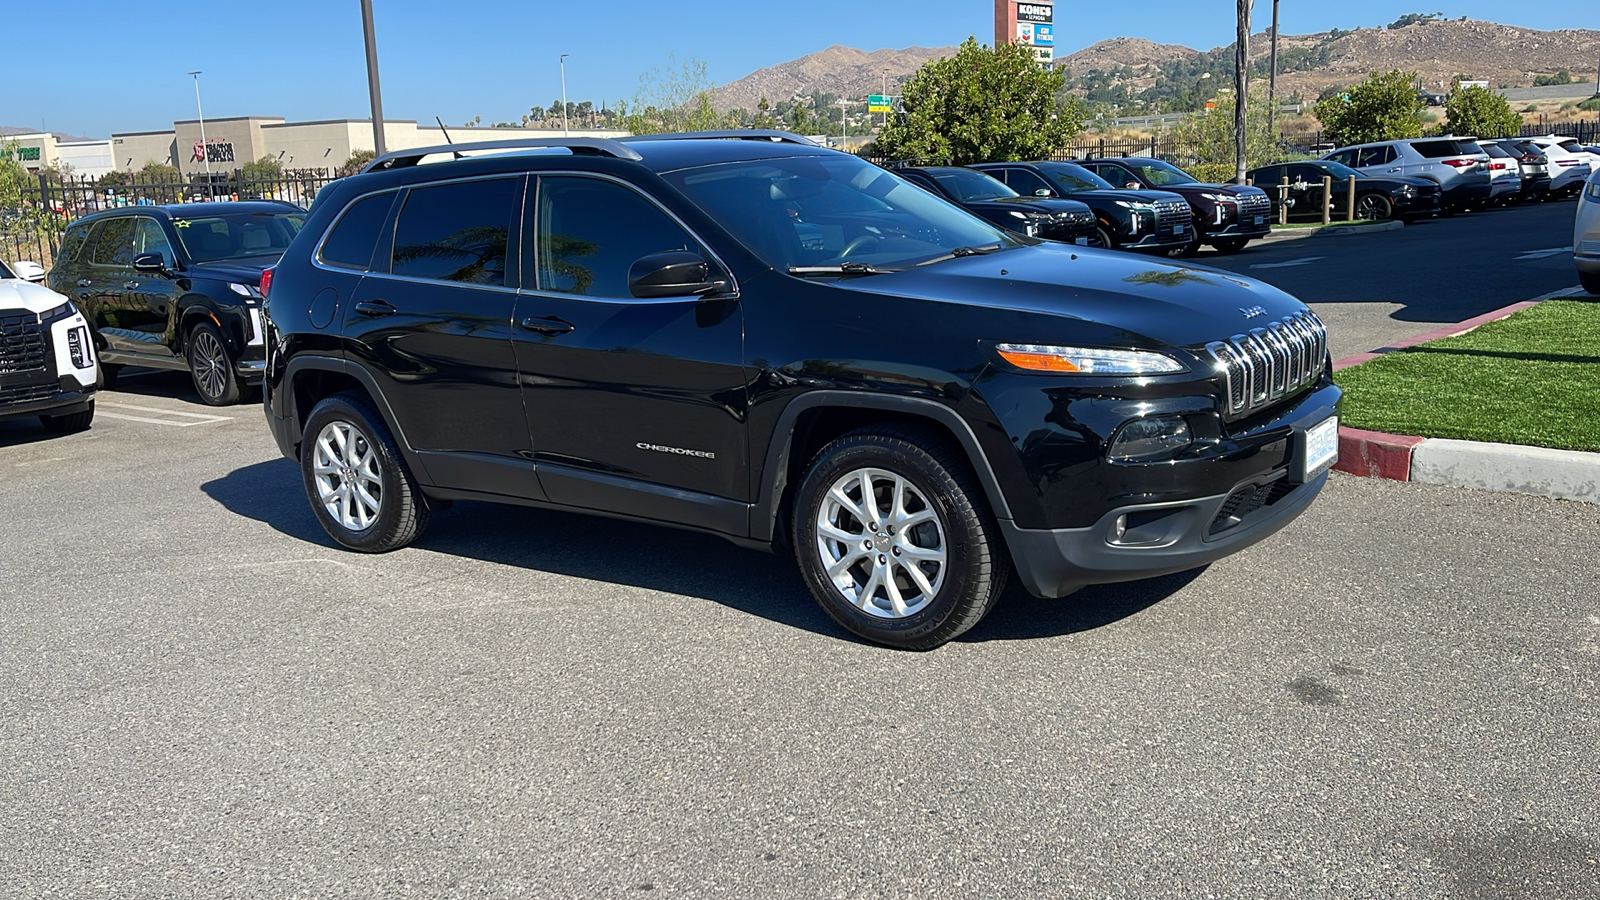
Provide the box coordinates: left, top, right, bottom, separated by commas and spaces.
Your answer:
40, 301, 76, 322
1007, 211, 1032, 219
1198, 192, 1235, 203
1108, 416, 1193, 462
995, 343, 1187, 375
228, 282, 263, 298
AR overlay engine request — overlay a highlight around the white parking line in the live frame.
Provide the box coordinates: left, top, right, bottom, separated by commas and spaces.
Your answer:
1250, 256, 1324, 269
98, 402, 233, 427
1514, 246, 1571, 260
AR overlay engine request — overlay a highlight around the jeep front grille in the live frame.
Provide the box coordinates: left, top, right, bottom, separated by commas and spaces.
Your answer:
0, 312, 48, 375
1204, 311, 1328, 418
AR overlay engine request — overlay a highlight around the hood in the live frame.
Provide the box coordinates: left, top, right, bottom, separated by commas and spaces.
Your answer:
973, 196, 1094, 215
838, 241, 1308, 349
185, 255, 279, 284
0, 278, 74, 315
1057, 188, 1187, 206
1164, 183, 1269, 199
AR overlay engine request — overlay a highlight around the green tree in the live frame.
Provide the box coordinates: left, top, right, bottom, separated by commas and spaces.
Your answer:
876, 37, 1085, 165
341, 149, 377, 174
1313, 69, 1424, 146
139, 160, 181, 181
241, 155, 284, 180
0, 140, 30, 209
621, 56, 728, 134
1170, 88, 1287, 183
1443, 84, 1522, 138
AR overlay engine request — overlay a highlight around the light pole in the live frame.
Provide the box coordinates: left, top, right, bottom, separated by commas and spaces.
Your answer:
360, 0, 387, 157
560, 54, 570, 137
188, 71, 210, 196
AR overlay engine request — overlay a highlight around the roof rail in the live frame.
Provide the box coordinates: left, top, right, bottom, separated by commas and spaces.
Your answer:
362, 137, 643, 172
620, 130, 819, 146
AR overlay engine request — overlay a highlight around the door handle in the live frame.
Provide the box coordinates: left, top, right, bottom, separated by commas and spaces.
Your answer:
354, 299, 396, 318
520, 316, 575, 335
78, 279, 92, 287
124, 281, 140, 290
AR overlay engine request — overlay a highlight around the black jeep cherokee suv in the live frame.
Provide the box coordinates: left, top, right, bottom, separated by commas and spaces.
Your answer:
262, 131, 1340, 650
48, 201, 305, 405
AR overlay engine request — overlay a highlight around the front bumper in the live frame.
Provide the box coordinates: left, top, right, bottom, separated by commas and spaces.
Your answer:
0, 378, 95, 421
997, 381, 1340, 598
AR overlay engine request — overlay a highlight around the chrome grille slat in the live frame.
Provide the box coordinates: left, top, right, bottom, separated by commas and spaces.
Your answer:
1204, 311, 1328, 419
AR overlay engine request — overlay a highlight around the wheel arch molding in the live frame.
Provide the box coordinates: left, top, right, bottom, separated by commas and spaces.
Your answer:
751, 391, 1016, 546
281, 355, 431, 483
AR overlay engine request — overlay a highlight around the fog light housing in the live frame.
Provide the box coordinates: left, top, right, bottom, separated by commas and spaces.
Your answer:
1108, 416, 1192, 462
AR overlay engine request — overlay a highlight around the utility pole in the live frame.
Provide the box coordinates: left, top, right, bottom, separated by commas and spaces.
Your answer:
360, 0, 387, 156
1267, 0, 1280, 134
560, 54, 570, 137
187, 71, 210, 195
1234, 0, 1251, 185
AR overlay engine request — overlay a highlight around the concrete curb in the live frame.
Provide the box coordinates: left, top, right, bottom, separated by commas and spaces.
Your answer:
1260, 220, 1405, 243
1331, 291, 1600, 505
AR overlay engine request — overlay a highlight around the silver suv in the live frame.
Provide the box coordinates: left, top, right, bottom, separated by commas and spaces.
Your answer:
1323, 137, 1492, 212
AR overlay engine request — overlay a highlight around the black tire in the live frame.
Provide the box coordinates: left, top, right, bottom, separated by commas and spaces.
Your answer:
301, 391, 430, 552
40, 402, 94, 433
1093, 226, 1118, 250
99, 363, 121, 390
1211, 238, 1250, 254
1354, 193, 1392, 221
1580, 270, 1600, 296
792, 426, 1009, 650
186, 321, 242, 406
1168, 235, 1200, 257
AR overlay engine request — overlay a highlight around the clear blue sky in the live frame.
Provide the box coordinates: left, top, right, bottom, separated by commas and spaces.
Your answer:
4, 1, 1590, 138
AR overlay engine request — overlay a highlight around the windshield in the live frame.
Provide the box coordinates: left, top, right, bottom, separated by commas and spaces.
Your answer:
927, 168, 1018, 202
1037, 162, 1117, 193
1130, 160, 1199, 186
663, 154, 1023, 271
0, 259, 13, 279
1316, 160, 1362, 179
173, 211, 306, 263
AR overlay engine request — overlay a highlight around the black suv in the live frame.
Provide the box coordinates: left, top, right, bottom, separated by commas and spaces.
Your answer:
970, 161, 1194, 253
892, 166, 1098, 246
1077, 157, 1272, 254
48, 201, 305, 405
262, 132, 1340, 650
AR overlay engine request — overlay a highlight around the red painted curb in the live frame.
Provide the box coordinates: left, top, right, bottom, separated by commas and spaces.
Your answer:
1334, 427, 1425, 481
1331, 300, 1542, 371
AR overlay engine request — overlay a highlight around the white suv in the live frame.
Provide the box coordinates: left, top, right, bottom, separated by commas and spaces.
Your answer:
1576, 168, 1600, 295
1516, 136, 1598, 195
1323, 137, 1492, 212
1, 259, 99, 432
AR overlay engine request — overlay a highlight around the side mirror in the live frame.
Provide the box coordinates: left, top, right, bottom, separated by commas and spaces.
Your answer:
628, 251, 727, 299
1033, 188, 1055, 197
133, 253, 169, 274
11, 261, 46, 283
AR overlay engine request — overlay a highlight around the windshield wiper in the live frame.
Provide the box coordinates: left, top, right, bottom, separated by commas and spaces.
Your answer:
912, 243, 1005, 267
787, 262, 894, 277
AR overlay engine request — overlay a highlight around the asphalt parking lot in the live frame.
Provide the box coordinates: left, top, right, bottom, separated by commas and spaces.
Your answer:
2, 368, 1598, 896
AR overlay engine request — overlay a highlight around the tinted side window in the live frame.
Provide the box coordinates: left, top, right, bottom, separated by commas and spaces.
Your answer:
534, 176, 699, 299
1325, 149, 1357, 167
1355, 146, 1395, 167
1004, 168, 1053, 195
1411, 140, 1458, 159
391, 179, 517, 286
320, 191, 397, 270
56, 223, 91, 267
89, 217, 137, 267
134, 217, 175, 266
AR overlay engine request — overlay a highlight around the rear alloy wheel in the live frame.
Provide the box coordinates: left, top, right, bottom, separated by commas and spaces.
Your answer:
1354, 193, 1393, 221
794, 428, 1007, 650
302, 392, 430, 552
187, 321, 242, 406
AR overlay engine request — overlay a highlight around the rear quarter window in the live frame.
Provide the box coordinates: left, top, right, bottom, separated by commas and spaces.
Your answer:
318, 191, 397, 270
1411, 140, 1460, 159
55, 222, 91, 266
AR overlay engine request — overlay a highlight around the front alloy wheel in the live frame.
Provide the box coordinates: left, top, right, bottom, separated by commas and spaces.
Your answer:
1354, 193, 1393, 221
187, 321, 242, 405
814, 467, 948, 619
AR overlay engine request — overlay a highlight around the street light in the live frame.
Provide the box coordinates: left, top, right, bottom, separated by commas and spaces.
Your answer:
560, 54, 570, 137
187, 71, 210, 196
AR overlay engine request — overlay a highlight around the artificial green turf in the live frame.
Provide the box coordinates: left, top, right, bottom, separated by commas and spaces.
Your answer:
1333, 300, 1600, 453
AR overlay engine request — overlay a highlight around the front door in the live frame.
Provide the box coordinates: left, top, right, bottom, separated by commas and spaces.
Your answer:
339, 175, 537, 498
126, 216, 181, 359
513, 173, 748, 535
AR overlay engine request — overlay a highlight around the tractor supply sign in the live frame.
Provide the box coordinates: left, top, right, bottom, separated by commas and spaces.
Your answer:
1016, 1, 1053, 23
192, 140, 236, 164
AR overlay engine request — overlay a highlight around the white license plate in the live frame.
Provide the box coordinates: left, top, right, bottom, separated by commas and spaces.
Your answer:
1302, 416, 1339, 481
1074, 236, 1089, 246
1253, 215, 1265, 225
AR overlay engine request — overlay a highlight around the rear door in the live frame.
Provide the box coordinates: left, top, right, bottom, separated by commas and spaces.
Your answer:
78, 216, 147, 355
512, 173, 748, 535
339, 175, 539, 497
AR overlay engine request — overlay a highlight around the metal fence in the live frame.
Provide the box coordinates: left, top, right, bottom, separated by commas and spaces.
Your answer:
3, 167, 343, 270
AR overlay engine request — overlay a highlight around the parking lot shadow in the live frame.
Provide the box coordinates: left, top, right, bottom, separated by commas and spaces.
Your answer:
203, 459, 1189, 646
